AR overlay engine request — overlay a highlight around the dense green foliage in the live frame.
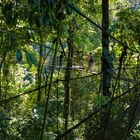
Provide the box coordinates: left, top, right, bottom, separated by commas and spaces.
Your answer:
0, 0, 140, 139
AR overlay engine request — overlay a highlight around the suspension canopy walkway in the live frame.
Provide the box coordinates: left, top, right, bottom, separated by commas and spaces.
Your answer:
91, 94, 140, 140
1, 64, 139, 140
0, 3, 140, 140
55, 78, 140, 140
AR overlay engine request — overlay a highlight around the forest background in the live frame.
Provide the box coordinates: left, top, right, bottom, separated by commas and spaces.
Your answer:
0, 0, 140, 139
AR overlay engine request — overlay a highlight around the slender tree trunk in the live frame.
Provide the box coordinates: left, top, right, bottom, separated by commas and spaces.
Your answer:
64, 19, 74, 138
64, 39, 73, 131
64, 60, 71, 136
102, 0, 112, 96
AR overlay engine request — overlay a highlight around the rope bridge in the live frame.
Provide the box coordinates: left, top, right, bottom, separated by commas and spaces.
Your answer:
0, 3, 140, 140
56, 82, 140, 140
0, 64, 139, 140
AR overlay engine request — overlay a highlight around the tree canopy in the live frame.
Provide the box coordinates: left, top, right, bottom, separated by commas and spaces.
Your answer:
0, 0, 140, 139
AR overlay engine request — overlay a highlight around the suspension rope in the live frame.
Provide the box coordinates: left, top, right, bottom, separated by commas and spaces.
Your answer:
101, 45, 127, 139
0, 66, 125, 105
123, 70, 140, 139
56, 83, 140, 139
124, 93, 140, 139
39, 36, 59, 140
0, 64, 136, 108
0, 4, 139, 140
112, 76, 140, 83
0, 68, 115, 105
0, 80, 56, 105
68, 3, 139, 54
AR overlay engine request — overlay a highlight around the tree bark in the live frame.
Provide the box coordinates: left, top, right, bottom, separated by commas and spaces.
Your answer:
64, 19, 74, 139
102, 0, 112, 96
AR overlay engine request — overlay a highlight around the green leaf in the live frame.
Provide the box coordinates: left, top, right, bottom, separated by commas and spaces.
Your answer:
2, 2, 13, 16
16, 49, 22, 62
25, 51, 33, 67
25, 50, 38, 67
66, 6, 72, 15
30, 53, 38, 67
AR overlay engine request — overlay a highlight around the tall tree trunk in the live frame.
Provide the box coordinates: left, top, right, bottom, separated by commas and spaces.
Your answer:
101, 2, 113, 138
102, 0, 112, 96
64, 19, 74, 138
